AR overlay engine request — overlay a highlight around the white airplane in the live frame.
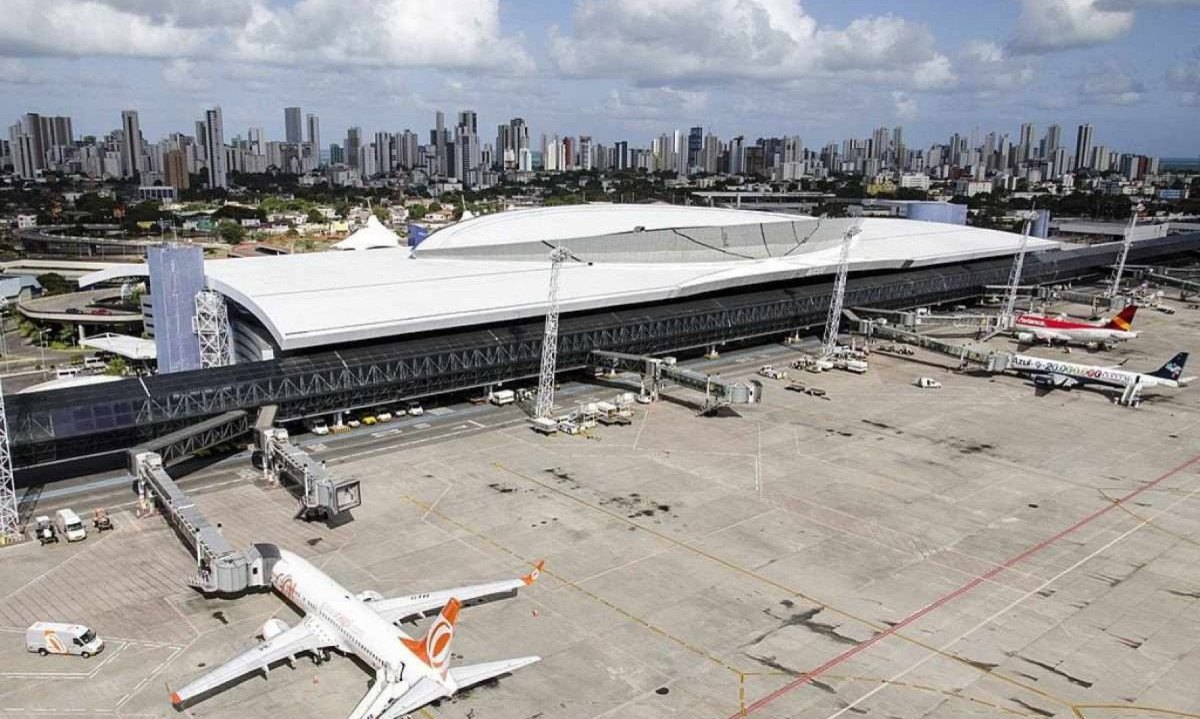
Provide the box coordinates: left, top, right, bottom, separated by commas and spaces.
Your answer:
1008, 351, 1193, 393
170, 545, 544, 719
1012, 305, 1140, 346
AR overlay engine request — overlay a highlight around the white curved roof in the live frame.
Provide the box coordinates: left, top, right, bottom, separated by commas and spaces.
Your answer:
330, 216, 402, 251
80, 208, 1064, 353
417, 204, 809, 251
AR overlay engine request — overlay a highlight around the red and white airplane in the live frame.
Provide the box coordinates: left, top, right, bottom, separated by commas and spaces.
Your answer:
1012, 305, 1139, 346
170, 545, 543, 719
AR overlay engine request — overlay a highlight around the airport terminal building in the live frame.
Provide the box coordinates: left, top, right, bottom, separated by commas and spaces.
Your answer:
8, 205, 1199, 471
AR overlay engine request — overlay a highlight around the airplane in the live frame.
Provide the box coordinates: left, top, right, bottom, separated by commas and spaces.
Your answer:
170, 545, 544, 719
1008, 351, 1193, 394
1012, 305, 1139, 346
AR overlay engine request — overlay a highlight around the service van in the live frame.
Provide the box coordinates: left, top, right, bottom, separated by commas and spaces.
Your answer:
54, 509, 87, 542
26, 622, 104, 658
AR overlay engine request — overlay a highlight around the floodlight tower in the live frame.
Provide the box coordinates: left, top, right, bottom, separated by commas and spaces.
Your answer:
1108, 202, 1144, 299
0, 378, 20, 544
821, 221, 862, 359
535, 247, 570, 420
1000, 209, 1037, 327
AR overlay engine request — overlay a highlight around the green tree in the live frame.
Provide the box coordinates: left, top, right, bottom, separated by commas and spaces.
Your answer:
216, 221, 246, 244
306, 208, 325, 224
105, 357, 128, 376
36, 272, 74, 296
407, 203, 427, 220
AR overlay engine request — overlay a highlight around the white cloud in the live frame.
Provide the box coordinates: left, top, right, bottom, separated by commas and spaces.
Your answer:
1078, 64, 1146, 104
1010, 0, 1135, 53
891, 91, 918, 120
600, 87, 710, 123
0, 58, 40, 85
230, 0, 532, 72
549, 0, 956, 91
1167, 48, 1200, 104
0, 0, 531, 72
960, 40, 1036, 91
0, 0, 209, 58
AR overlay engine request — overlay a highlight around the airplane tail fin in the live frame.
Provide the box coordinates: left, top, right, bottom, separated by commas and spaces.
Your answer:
521, 560, 545, 586
1148, 352, 1188, 380
1106, 304, 1138, 330
401, 597, 461, 678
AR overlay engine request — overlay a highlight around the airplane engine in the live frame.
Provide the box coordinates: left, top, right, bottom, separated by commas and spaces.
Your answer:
1016, 332, 1035, 344
356, 590, 383, 603
259, 618, 290, 641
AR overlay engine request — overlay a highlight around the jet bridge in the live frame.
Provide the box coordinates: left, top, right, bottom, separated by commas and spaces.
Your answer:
590, 350, 762, 413
131, 451, 274, 594
256, 427, 362, 520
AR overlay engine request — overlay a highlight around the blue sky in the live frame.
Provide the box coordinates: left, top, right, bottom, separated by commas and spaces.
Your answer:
2, 0, 1199, 157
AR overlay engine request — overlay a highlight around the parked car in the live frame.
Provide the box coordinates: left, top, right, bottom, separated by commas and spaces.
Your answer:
374, 407, 393, 422
405, 401, 424, 416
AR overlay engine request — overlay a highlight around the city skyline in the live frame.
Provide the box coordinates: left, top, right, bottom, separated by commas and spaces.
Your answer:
1, 1, 1199, 157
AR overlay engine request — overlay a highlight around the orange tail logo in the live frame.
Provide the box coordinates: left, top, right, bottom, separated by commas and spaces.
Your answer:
522, 560, 545, 586
1108, 305, 1137, 331
402, 597, 460, 676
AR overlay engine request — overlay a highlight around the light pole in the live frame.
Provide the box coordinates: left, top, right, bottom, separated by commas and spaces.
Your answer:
38, 327, 49, 377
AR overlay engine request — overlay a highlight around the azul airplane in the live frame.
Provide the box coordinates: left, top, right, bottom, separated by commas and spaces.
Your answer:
1009, 351, 1192, 393
170, 545, 543, 718
1012, 305, 1139, 346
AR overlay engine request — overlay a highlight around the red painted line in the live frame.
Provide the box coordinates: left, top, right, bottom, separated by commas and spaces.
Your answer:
732, 452, 1200, 717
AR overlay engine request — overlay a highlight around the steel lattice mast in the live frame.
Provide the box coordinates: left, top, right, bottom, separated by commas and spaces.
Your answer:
821, 222, 862, 359
1001, 210, 1036, 327
535, 248, 570, 420
1108, 202, 1143, 299
194, 290, 234, 368
0, 378, 21, 544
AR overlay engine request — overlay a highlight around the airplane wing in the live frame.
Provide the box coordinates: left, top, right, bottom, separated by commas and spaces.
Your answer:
170, 621, 329, 708
450, 656, 542, 689
365, 658, 543, 719
370, 561, 543, 626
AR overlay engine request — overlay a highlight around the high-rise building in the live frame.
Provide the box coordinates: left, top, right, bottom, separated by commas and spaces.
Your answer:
374, 131, 393, 175
579, 135, 592, 171
457, 110, 477, 136
1018, 123, 1034, 163
247, 127, 263, 156
284, 107, 302, 144
306, 114, 320, 164
202, 106, 227, 189
434, 111, 446, 176
701, 133, 720, 174
397, 130, 419, 169
1074, 123, 1093, 171
345, 127, 361, 170
164, 148, 189, 189
1043, 124, 1062, 157
687, 126, 703, 171
329, 143, 344, 165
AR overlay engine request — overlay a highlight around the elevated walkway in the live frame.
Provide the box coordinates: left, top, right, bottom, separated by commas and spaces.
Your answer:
590, 350, 762, 413
132, 451, 271, 594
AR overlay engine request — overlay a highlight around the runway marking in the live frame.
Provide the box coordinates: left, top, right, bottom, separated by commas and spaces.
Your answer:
732, 451, 1200, 719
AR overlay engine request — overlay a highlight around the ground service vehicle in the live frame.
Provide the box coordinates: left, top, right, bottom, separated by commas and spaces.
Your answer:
92, 508, 113, 531
26, 622, 104, 658
55, 509, 87, 542
490, 390, 516, 406
916, 377, 943, 389
34, 516, 57, 545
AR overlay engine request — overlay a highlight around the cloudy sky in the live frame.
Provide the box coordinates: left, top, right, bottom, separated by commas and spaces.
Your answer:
2, 0, 1199, 157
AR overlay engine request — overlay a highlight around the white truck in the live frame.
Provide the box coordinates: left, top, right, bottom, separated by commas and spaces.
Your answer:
490, 389, 516, 406
54, 509, 87, 542
26, 622, 104, 658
